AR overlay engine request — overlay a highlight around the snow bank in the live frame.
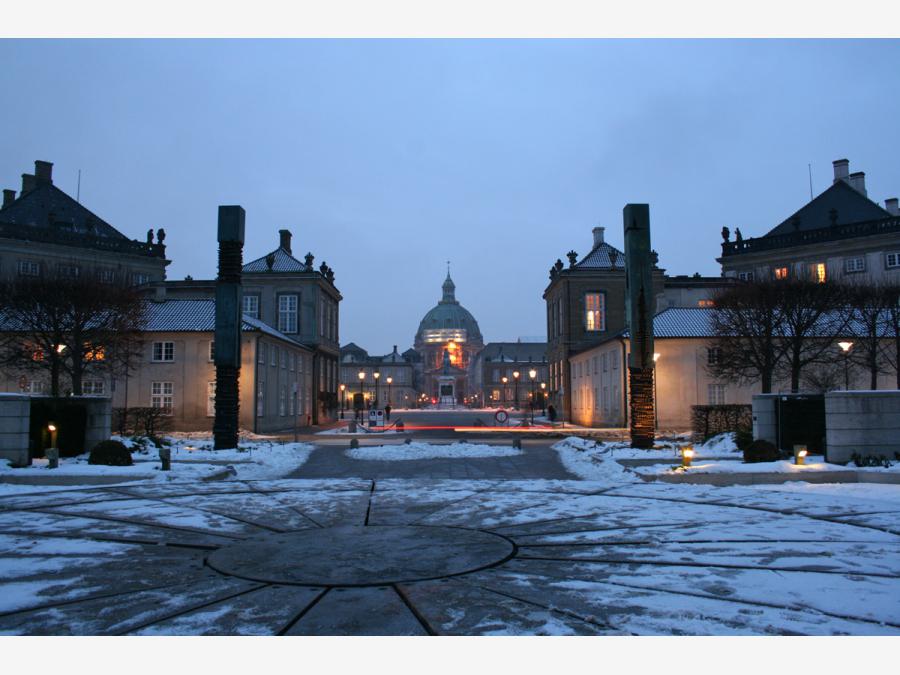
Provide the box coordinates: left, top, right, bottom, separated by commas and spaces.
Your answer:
551, 437, 640, 484
639, 456, 848, 476
345, 441, 522, 461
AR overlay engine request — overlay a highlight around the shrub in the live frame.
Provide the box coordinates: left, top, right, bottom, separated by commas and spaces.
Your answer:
743, 439, 780, 464
735, 429, 754, 452
691, 405, 752, 443
89, 440, 133, 466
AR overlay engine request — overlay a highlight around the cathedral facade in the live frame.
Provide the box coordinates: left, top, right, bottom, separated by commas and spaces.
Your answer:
413, 271, 483, 405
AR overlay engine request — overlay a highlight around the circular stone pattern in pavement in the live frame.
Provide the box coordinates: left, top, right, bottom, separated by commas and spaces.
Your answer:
206, 525, 515, 586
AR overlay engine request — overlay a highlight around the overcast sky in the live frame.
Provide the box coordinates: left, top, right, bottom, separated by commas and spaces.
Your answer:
1, 39, 899, 354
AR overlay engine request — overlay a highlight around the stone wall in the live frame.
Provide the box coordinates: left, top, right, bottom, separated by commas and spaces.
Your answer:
0, 394, 30, 467
825, 391, 900, 463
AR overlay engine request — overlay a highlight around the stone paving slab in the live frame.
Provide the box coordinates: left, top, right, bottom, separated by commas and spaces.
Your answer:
0, 477, 897, 635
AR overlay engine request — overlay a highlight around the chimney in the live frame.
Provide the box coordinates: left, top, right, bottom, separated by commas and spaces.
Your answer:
2, 189, 14, 208
592, 226, 605, 248
20, 174, 36, 195
279, 229, 292, 254
886, 198, 899, 216
34, 160, 53, 185
848, 171, 867, 196
832, 158, 850, 184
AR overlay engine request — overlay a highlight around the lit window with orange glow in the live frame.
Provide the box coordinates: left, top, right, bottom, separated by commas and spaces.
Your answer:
584, 293, 605, 332
85, 345, 106, 361
774, 266, 789, 280
814, 263, 826, 283
698, 299, 715, 308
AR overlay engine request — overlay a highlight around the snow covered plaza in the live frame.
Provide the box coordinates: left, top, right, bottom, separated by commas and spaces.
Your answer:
1, 432, 898, 636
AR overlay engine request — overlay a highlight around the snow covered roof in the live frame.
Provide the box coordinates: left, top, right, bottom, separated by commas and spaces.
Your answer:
243, 247, 309, 273
574, 242, 626, 270
142, 299, 304, 345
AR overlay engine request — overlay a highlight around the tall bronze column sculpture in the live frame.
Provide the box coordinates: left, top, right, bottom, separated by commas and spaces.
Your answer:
623, 203, 656, 449
213, 205, 245, 450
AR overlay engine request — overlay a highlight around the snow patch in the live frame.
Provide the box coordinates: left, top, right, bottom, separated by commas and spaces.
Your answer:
346, 441, 522, 461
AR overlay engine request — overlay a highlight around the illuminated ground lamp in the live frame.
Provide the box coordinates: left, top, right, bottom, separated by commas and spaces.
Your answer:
794, 445, 808, 466
339, 384, 346, 419
681, 445, 694, 468
46, 423, 59, 469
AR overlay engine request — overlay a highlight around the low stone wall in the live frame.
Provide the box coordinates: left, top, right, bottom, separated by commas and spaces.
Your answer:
826, 391, 900, 463
0, 394, 30, 467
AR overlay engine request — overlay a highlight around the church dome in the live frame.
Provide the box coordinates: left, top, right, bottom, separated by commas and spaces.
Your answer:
415, 271, 483, 345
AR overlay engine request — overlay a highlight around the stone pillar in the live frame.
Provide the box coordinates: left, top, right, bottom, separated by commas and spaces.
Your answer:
623, 204, 655, 449
213, 206, 245, 450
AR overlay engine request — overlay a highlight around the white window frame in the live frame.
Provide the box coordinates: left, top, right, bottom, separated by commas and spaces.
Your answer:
151, 381, 174, 414
97, 269, 116, 284
242, 294, 260, 319
82, 380, 105, 396
584, 293, 606, 332
152, 341, 174, 362
132, 272, 151, 286
278, 294, 298, 334
17, 260, 40, 276
207, 381, 216, 417
707, 383, 726, 405
886, 252, 900, 269
844, 256, 866, 274
737, 271, 754, 281
58, 264, 80, 279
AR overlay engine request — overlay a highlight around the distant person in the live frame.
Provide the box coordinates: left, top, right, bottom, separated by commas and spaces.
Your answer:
547, 404, 557, 424
384, 404, 392, 421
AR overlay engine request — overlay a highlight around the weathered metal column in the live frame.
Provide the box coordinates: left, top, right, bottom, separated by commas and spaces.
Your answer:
623, 203, 656, 449
213, 205, 245, 450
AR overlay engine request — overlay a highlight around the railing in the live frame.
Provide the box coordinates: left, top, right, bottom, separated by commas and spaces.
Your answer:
0, 222, 167, 259
721, 216, 900, 257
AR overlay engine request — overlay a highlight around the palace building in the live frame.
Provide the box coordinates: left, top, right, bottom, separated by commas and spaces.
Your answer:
413, 270, 484, 405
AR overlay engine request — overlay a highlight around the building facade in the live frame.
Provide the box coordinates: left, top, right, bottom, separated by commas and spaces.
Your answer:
470, 341, 548, 409
1, 159, 169, 285
413, 271, 484, 404
339, 343, 418, 411
719, 158, 900, 284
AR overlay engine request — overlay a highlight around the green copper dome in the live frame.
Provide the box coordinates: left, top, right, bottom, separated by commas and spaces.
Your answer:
415, 271, 483, 344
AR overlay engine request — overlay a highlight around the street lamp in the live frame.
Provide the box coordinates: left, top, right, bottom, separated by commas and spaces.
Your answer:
339, 384, 346, 419
501, 376, 508, 406
838, 341, 853, 390
513, 370, 520, 409
386, 376, 393, 406
358, 370, 365, 420
528, 368, 537, 424
373, 370, 380, 408
540, 382, 547, 417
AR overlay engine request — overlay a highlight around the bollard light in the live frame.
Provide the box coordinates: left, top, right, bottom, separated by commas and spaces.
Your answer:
794, 445, 808, 466
47, 422, 58, 450
681, 446, 694, 468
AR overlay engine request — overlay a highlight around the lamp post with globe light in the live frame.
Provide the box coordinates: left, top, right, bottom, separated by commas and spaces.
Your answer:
357, 370, 365, 420
513, 371, 520, 409
501, 376, 508, 406
386, 376, 393, 406
373, 371, 380, 408
838, 341, 853, 390
540, 382, 547, 417
528, 369, 537, 424
339, 384, 346, 419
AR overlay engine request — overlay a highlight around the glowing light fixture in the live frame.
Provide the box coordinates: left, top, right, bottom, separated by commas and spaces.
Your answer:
793, 445, 808, 465
681, 446, 694, 468
838, 341, 853, 353
653, 353, 661, 362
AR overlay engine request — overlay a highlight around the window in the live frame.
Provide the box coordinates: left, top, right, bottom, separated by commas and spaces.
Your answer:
698, 299, 715, 308
707, 383, 726, 405
58, 264, 80, 279
82, 380, 105, 396
279, 385, 287, 416
207, 382, 216, 417
242, 294, 260, 319
738, 271, 754, 282
585, 293, 605, 332
97, 269, 116, 284
844, 257, 866, 274
17, 260, 39, 276
258, 343, 266, 364
132, 273, 151, 286
774, 266, 789, 280
151, 382, 173, 413
208, 341, 215, 362
707, 347, 722, 365
25, 381, 46, 394
281, 349, 287, 369
257, 381, 265, 417
290, 353, 296, 371
152, 341, 174, 362
602, 353, 608, 373
611, 351, 619, 370
886, 252, 900, 269
593, 356, 599, 375
814, 263, 826, 284
271, 345, 277, 367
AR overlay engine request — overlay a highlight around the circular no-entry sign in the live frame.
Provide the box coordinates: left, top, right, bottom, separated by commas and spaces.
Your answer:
494, 409, 509, 424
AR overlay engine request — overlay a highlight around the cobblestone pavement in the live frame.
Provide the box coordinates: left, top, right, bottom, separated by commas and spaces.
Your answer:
290, 440, 574, 480
1, 476, 898, 635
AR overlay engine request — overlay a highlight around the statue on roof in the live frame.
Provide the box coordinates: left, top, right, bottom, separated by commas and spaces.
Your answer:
157, 228, 166, 244
566, 250, 578, 267
721, 226, 730, 242
146, 228, 154, 244
305, 252, 314, 269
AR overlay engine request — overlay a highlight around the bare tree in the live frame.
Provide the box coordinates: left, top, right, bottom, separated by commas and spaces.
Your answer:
843, 282, 895, 390
707, 280, 788, 393
878, 282, 900, 389
774, 280, 852, 392
0, 275, 146, 396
